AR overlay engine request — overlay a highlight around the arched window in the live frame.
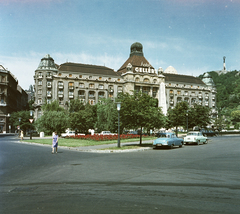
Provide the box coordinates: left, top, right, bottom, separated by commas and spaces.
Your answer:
143, 78, 150, 83
89, 83, 94, 88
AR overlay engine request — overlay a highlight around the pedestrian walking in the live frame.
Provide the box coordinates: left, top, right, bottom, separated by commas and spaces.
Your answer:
52, 131, 58, 154
20, 130, 24, 141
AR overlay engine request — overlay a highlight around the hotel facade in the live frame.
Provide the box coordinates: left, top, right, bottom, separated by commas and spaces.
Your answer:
34, 42, 217, 119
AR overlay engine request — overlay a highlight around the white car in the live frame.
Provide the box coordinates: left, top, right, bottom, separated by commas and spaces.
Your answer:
61, 131, 85, 138
184, 131, 208, 145
98, 131, 117, 135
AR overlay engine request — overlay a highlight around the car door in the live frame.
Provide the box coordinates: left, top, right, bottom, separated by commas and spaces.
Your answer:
172, 134, 178, 146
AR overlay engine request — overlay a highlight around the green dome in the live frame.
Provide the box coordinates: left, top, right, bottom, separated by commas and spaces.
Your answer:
130, 42, 143, 57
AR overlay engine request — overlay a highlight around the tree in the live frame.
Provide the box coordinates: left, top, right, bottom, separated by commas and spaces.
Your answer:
188, 104, 212, 129
69, 103, 97, 134
167, 101, 188, 136
119, 91, 165, 144
95, 98, 118, 133
9, 111, 33, 134
35, 101, 68, 135
35, 111, 69, 135
69, 99, 85, 113
231, 110, 240, 128
42, 100, 65, 112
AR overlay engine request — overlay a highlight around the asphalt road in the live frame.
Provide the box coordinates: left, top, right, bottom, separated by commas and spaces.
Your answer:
0, 135, 240, 214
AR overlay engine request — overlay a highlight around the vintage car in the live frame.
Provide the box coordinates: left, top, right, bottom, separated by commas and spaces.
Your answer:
98, 131, 117, 135
153, 132, 184, 149
184, 131, 208, 145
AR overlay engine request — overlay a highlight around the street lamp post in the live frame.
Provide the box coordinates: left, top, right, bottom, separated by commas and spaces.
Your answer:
186, 111, 188, 133
116, 102, 121, 148
18, 117, 21, 137
29, 110, 34, 140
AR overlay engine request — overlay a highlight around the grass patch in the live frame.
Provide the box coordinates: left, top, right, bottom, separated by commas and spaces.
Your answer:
24, 137, 156, 147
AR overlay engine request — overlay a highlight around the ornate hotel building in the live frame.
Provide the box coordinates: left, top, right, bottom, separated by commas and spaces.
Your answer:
34, 42, 217, 119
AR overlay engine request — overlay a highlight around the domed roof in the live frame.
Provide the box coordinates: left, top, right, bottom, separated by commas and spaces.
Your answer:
130, 42, 143, 57
37, 54, 58, 71
164, 66, 178, 74
202, 72, 215, 86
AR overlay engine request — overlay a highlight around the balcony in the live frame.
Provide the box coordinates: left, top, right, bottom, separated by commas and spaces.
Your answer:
69, 95, 74, 99
47, 84, 52, 88
109, 89, 114, 93
47, 94, 52, 98
79, 95, 85, 99
58, 94, 63, 98
69, 86, 74, 90
46, 75, 52, 79
58, 85, 64, 89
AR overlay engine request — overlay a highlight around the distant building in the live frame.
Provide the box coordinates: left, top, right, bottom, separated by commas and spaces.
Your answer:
25, 85, 35, 102
0, 65, 28, 133
33, 42, 217, 119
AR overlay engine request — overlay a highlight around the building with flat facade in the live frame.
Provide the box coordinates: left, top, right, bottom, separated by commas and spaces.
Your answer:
0, 65, 28, 133
34, 42, 217, 119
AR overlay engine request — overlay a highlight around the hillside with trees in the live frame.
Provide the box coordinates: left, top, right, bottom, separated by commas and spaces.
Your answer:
200, 70, 240, 129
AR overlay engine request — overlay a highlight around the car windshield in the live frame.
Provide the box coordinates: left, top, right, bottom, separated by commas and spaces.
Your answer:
188, 132, 198, 136
159, 135, 167, 138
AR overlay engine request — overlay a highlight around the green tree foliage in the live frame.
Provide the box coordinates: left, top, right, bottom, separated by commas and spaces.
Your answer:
231, 110, 240, 123
95, 98, 118, 133
9, 111, 33, 133
69, 103, 97, 134
200, 71, 240, 111
35, 100, 67, 135
69, 99, 85, 113
35, 111, 69, 135
119, 91, 165, 144
167, 101, 188, 136
167, 102, 212, 134
188, 104, 212, 129
42, 100, 65, 112
199, 71, 240, 126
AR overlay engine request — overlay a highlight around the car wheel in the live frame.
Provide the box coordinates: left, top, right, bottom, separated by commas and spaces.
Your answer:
205, 140, 208, 144
197, 140, 200, 145
170, 144, 174, 149
179, 142, 183, 148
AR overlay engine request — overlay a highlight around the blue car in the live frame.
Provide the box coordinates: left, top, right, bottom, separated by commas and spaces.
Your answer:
153, 132, 184, 149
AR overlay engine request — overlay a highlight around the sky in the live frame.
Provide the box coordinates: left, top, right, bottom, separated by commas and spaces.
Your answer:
1, 0, 240, 90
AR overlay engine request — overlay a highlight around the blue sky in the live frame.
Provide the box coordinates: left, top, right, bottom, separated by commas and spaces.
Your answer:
1, 0, 240, 89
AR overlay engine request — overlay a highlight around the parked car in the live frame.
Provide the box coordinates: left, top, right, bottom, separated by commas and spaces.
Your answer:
98, 131, 117, 135
153, 132, 184, 149
128, 131, 138, 135
200, 129, 218, 137
61, 130, 85, 138
184, 131, 208, 145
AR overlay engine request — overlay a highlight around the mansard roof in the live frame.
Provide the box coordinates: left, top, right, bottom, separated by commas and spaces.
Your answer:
164, 73, 205, 85
58, 62, 121, 77
118, 55, 154, 73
